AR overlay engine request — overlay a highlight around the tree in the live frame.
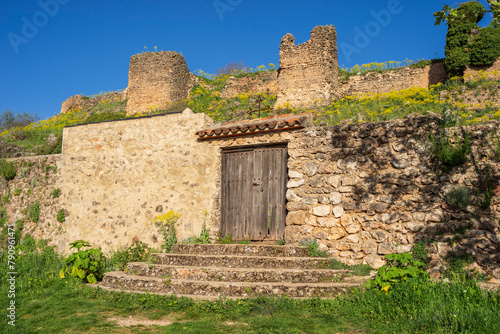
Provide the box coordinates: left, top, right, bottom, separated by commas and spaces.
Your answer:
0, 109, 39, 132
434, 1, 500, 77
215, 61, 247, 77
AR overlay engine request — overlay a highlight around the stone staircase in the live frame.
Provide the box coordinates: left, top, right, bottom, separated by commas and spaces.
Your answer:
100, 244, 369, 299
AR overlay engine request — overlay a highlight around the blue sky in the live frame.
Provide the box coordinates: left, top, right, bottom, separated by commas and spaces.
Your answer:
0, 0, 493, 120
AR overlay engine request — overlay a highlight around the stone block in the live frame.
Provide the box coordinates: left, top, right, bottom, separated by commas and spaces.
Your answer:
345, 224, 361, 234
362, 240, 378, 254
329, 227, 346, 240
317, 217, 339, 228
333, 205, 345, 218
378, 242, 395, 255
286, 211, 307, 225
329, 192, 342, 205
313, 205, 331, 217
288, 179, 305, 188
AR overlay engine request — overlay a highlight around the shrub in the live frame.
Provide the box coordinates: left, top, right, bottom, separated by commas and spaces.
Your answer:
13, 188, 21, 196
215, 61, 247, 77
470, 25, 500, 65
366, 252, 429, 291
429, 130, 471, 171
301, 239, 328, 258
52, 188, 60, 198
28, 201, 41, 222
445, 185, 473, 210
108, 239, 152, 270
59, 240, 106, 284
411, 241, 430, 269
216, 232, 233, 244
153, 211, 180, 252
0, 109, 39, 132
56, 209, 65, 222
0, 158, 17, 181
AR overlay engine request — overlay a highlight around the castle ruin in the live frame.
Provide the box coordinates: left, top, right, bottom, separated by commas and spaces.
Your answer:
125, 51, 191, 115
276, 25, 339, 107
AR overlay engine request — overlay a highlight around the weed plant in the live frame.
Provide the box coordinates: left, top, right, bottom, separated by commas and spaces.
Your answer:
429, 129, 471, 172
216, 233, 234, 244
153, 211, 180, 252
445, 185, 474, 210
301, 239, 329, 258
0, 158, 17, 181
28, 201, 41, 222
108, 239, 153, 270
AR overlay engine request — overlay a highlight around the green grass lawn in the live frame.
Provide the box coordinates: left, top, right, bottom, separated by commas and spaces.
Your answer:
0, 238, 499, 334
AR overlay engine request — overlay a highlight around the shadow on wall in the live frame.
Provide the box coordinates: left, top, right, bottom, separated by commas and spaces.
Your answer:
329, 116, 500, 278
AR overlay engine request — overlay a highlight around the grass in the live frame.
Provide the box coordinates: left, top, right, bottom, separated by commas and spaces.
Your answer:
1, 235, 498, 333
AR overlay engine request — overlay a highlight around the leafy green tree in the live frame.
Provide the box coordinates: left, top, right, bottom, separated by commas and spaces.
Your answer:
435, 1, 500, 77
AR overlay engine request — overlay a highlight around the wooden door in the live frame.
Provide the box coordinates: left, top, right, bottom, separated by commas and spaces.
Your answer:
221, 145, 287, 241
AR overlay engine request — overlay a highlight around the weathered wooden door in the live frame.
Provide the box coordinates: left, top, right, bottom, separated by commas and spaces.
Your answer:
221, 145, 287, 241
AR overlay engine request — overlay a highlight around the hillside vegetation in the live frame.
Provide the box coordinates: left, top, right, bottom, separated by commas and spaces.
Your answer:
1, 62, 499, 158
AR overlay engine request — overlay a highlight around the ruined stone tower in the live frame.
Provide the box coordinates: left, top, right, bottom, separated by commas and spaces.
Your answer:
275, 25, 338, 107
126, 51, 190, 115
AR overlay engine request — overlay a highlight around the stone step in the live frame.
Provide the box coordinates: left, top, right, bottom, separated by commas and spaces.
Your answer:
126, 262, 364, 284
171, 244, 309, 257
151, 253, 335, 270
103, 271, 360, 298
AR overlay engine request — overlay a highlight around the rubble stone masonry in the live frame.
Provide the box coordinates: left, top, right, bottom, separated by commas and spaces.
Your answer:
276, 25, 339, 107
126, 51, 191, 115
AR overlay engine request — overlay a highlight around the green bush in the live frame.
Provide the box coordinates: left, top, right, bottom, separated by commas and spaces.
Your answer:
445, 185, 473, 210
28, 201, 41, 222
52, 188, 60, 198
108, 240, 152, 270
429, 130, 471, 171
59, 240, 106, 284
56, 209, 65, 222
216, 233, 234, 244
411, 241, 430, 269
366, 252, 429, 291
301, 239, 328, 258
0, 158, 17, 181
470, 25, 500, 65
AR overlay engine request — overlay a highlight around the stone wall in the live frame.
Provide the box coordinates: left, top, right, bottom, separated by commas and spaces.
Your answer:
283, 115, 500, 277
464, 57, 500, 81
339, 63, 447, 97
276, 25, 338, 107
221, 71, 278, 99
57, 109, 219, 254
1, 155, 63, 249
126, 51, 191, 115
60, 91, 126, 114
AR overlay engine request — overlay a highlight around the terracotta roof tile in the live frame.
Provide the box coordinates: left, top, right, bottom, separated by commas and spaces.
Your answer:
196, 113, 314, 139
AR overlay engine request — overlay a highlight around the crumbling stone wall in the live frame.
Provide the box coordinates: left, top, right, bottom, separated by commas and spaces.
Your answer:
276, 25, 338, 107
1, 155, 63, 249
339, 63, 447, 97
58, 109, 219, 254
60, 91, 126, 114
284, 115, 500, 278
126, 51, 191, 115
221, 71, 278, 99
464, 57, 500, 81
